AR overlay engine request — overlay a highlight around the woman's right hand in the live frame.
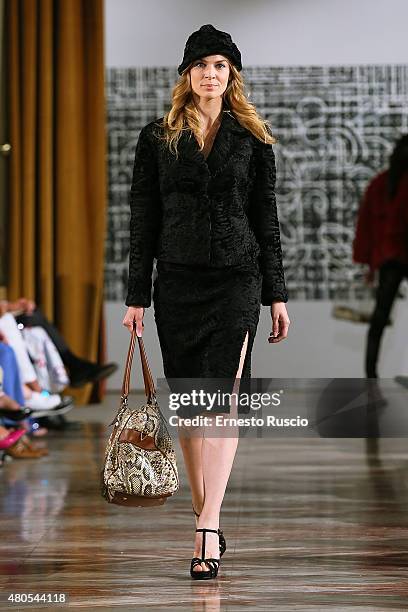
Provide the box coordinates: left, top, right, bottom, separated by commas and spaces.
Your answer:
122, 306, 145, 336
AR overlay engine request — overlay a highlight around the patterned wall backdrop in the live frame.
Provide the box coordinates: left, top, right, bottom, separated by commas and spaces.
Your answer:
105, 65, 408, 302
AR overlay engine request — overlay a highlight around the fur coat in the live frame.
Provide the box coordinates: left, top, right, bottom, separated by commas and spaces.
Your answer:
125, 109, 288, 307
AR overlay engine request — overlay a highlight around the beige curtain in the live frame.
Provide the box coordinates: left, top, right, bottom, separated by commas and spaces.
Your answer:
6, 0, 107, 404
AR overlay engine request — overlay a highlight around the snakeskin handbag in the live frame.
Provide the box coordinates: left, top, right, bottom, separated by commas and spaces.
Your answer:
100, 321, 179, 507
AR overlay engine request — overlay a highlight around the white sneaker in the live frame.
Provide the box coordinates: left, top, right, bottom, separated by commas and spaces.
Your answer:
24, 391, 62, 410
30, 396, 75, 419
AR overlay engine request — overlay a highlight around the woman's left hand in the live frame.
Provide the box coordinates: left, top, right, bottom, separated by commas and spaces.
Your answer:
268, 302, 290, 343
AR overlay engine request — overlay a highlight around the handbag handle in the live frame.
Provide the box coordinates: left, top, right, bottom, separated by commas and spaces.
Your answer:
121, 320, 156, 404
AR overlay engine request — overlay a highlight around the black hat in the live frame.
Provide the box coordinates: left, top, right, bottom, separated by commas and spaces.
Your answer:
178, 24, 242, 76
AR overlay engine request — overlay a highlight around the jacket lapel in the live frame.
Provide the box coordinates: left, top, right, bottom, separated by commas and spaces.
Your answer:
177, 109, 249, 178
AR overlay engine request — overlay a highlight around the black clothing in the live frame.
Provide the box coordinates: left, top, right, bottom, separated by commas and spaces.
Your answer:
125, 109, 288, 400
366, 259, 408, 377
125, 109, 288, 308
177, 24, 242, 75
153, 259, 261, 417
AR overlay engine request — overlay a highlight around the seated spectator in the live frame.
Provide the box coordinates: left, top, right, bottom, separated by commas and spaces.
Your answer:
0, 313, 65, 409
0, 337, 74, 437
4, 297, 118, 387
21, 326, 70, 394
0, 368, 49, 455
0, 354, 24, 407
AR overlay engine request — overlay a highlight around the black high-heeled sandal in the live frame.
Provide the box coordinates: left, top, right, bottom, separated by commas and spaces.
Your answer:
190, 528, 220, 580
192, 504, 226, 557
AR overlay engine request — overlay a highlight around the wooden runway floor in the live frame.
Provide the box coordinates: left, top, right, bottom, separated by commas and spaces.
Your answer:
1, 393, 408, 611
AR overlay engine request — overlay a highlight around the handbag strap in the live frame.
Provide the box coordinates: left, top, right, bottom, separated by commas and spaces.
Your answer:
121, 320, 156, 404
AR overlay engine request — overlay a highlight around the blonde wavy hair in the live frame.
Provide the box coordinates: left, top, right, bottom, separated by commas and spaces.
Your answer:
154, 59, 277, 157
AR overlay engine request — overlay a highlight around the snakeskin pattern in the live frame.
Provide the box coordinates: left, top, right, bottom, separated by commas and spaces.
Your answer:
100, 399, 179, 502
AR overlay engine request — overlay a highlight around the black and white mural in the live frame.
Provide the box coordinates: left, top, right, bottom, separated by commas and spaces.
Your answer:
105, 65, 408, 302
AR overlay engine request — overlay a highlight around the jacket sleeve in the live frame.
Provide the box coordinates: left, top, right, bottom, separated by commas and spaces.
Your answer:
352, 182, 373, 269
125, 125, 162, 308
248, 139, 288, 305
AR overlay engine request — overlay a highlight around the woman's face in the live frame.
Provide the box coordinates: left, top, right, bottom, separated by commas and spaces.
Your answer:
189, 55, 230, 102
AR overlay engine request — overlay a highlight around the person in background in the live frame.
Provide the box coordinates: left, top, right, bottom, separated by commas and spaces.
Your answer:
0, 309, 65, 410
0, 367, 49, 457
2, 297, 118, 387
0, 335, 74, 436
353, 134, 408, 382
0, 349, 25, 409
20, 325, 70, 394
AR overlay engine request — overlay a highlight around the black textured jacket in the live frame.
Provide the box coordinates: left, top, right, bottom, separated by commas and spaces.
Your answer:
125, 109, 288, 307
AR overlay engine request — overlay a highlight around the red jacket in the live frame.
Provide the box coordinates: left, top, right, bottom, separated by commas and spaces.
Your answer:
353, 170, 408, 272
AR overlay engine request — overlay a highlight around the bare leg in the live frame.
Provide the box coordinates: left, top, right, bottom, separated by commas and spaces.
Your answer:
178, 332, 250, 520
178, 429, 204, 519
192, 330, 249, 573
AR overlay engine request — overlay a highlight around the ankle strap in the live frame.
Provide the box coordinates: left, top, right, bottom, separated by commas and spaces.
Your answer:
196, 528, 218, 534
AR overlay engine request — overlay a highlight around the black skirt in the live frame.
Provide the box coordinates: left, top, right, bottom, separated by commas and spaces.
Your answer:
152, 259, 262, 418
